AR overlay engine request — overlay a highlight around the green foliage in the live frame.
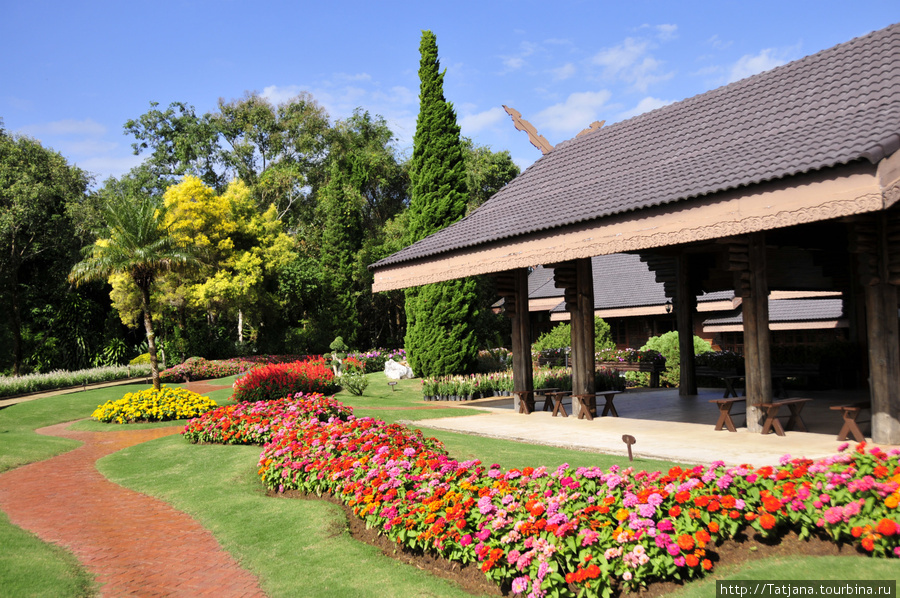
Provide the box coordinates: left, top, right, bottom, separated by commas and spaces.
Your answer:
404, 31, 480, 377
68, 189, 198, 389
531, 317, 616, 353
337, 371, 369, 396
130, 353, 151, 365
405, 279, 480, 377
634, 331, 714, 387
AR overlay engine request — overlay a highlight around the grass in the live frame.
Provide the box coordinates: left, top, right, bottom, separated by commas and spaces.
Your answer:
1, 372, 897, 596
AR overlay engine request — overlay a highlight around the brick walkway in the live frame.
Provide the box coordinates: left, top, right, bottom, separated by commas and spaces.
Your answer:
0, 420, 267, 597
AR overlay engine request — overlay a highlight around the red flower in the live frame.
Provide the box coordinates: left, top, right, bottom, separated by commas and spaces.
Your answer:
759, 513, 776, 530
669, 505, 681, 517
685, 554, 700, 568
861, 536, 875, 552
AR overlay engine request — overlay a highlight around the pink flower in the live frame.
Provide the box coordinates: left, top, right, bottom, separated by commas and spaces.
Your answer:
512, 576, 529, 594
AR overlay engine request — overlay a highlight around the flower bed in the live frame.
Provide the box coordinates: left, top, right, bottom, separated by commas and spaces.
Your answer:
159, 355, 314, 383
231, 359, 337, 402
93, 386, 217, 423
347, 349, 407, 374
421, 367, 624, 401
182, 393, 352, 444
0, 364, 153, 398
183, 398, 900, 597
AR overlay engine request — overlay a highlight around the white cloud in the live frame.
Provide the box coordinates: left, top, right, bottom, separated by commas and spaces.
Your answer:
551, 63, 577, 81
500, 41, 539, 72
591, 37, 673, 92
617, 97, 674, 120
459, 106, 507, 134
260, 85, 309, 106
503, 56, 526, 70
535, 90, 612, 134
592, 38, 650, 74
707, 34, 732, 50
78, 154, 145, 182
21, 118, 106, 137
656, 24, 678, 41
728, 48, 789, 82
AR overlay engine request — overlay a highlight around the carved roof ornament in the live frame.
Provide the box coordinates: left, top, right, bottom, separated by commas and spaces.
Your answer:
577, 120, 605, 138
502, 105, 554, 155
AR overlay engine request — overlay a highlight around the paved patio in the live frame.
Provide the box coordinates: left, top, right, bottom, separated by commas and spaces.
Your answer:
409, 387, 891, 467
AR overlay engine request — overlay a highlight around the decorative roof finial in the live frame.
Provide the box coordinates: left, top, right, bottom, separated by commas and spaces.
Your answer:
502, 105, 554, 155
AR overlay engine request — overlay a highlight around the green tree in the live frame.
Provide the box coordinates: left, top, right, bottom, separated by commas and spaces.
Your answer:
404, 30, 480, 377
68, 192, 197, 389
532, 317, 615, 353
638, 331, 713, 387
318, 109, 406, 347
0, 130, 92, 375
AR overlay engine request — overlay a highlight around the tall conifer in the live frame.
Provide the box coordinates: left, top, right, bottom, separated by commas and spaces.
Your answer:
404, 30, 479, 377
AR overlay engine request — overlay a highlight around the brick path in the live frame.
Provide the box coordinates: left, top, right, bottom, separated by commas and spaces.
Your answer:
0, 420, 267, 597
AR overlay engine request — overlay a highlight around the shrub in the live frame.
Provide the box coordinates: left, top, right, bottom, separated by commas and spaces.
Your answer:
129, 353, 151, 365
0, 364, 152, 398
231, 359, 337, 402
532, 317, 615, 354
628, 332, 713, 387
337, 371, 369, 396
92, 386, 217, 423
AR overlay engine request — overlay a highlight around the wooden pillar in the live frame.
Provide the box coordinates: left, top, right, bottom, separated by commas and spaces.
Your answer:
854, 214, 900, 444
495, 269, 534, 412
676, 254, 697, 396
571, 258, 596, 416
742, 233, 772, 431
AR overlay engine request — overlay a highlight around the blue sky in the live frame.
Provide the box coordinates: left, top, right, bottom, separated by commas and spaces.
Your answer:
2, 1, 898, 185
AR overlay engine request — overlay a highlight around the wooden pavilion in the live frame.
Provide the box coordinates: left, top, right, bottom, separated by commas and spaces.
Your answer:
371, 23, 900, 444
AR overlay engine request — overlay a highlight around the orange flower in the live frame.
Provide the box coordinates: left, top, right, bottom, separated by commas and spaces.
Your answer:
876, 518, 897, 537
702, 559, 713, 571
759, 513, 776, 530
685, 554, 700, 567
708, 521, 720, 534
669, 505, 682, 517
861, 536, 875, 552
677, 534, 695, 551
885, 494, 899, 509
696, 529, 711, 544
616, 508, 630, 521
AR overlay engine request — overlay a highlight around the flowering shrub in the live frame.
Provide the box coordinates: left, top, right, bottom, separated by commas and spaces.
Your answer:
185, 397, 900, 597
159, 355, 315, 383
182, 393, 352, 444
231, 359, 337, 402
92, 386, 217, 423
596, 348, 666, 366
422, 367, 624, 400
348, 349, 407, 373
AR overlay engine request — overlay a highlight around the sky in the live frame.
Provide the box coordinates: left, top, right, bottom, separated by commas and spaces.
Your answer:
2, 1, 899, 186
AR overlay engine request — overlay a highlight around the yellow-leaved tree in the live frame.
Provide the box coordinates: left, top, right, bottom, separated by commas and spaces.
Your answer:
106, 175, 294, 350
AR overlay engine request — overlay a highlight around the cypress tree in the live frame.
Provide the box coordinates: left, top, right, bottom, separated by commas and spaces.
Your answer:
404, 30, 479, 377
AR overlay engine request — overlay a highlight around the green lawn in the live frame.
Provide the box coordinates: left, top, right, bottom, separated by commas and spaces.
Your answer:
1, 373, 897, 597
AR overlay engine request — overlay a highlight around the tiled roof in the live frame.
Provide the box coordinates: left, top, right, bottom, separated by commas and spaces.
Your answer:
374, 23, 900, 270
703, 298, 844, 325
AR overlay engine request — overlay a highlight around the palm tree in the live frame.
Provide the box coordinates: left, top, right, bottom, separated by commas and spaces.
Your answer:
69, 192, 196, 390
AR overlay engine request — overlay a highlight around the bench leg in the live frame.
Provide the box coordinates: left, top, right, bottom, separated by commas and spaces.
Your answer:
714, 405, 737, 432
518, 398, 531, 414
837, 409, 865, 443
723, 379, 736, 399
552, 398, 568, 417
600, 395, 618, 417
785, 404, 808, 432
575, 397, 594, 421
761, 406, 786, 436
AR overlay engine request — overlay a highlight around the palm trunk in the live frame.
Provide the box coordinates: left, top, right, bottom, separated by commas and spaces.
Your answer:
139, 282, 161, 390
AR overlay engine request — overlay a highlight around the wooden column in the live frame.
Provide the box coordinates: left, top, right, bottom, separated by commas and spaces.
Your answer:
676, 254, 698, 396
742, 232, 772, 432
552, 259, 595, 417
853, 214, 900, 444
495, 269, 533, 411
572, 258, 596, 416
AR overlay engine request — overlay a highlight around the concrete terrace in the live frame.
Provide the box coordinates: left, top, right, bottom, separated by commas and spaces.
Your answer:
407, 387, 891, 467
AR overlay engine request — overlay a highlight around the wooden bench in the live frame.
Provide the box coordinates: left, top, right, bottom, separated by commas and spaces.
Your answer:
545, 390, 572, 417
570, 390, 623, 421
696, 367, 744, 398
534, 388, 559, 412
512, 390, 535, 414
759, 398, 812, 436
709, 397, 746, 432
830, 402, 870, 443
